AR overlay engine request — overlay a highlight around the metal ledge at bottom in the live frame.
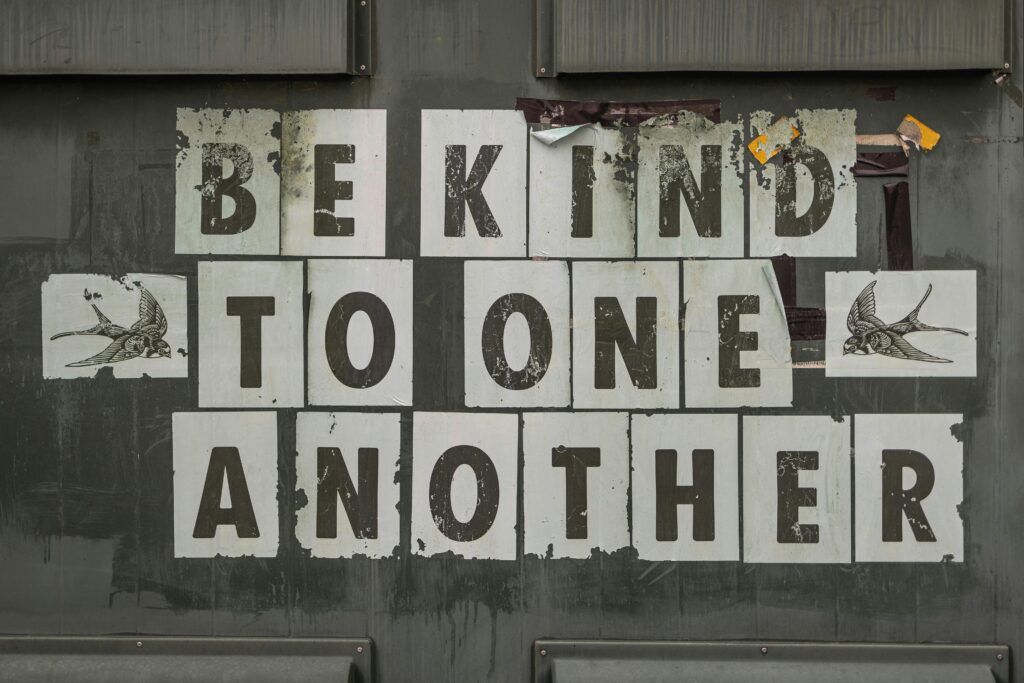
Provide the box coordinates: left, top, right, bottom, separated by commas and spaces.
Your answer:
0, 636, 372, 683
533, 640, 1009, 683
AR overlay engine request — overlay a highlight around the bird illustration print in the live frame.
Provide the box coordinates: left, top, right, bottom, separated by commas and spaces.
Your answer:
843, 280, 968, 363
50, 287, 172, 367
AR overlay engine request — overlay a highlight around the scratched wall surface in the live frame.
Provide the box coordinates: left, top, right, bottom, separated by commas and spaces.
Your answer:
0, 0, 1022, 680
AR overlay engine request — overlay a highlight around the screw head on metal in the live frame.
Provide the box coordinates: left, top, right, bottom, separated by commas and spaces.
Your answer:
356, 646, 364, 654
539, 67, 547, 74
1004, 63, 1011, 70
360, 1, 367, 5
760, 647, 768, 655
997, 653, 1004, 661
540, 649, 547, 657
360, 65, 366, 71
136, 641, 143, 648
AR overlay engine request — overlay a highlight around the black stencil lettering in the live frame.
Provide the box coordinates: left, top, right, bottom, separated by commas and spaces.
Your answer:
882, 449, 937, 543
324, 292, 396, 389
571, 145, 596, 238
551, 447, 601, 539
192, 447, 260, 539
718, 295, 760, 388
313, 144, 355, 237
655, 449, 715, 542
429, 445, 500, 542
777, 451, 819, 544
444, 144, 502, 238
226, 296, 275, 389
658, 145, 723, 238
481, 293, 553, 390
594, 297, 657, 390
200, 142, 257, 235
316, 447, 379, 539
775, 144, 835, 237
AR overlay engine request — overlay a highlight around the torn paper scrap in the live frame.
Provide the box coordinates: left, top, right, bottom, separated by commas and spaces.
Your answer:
884, 181, 913, 271
748, 117, 800, 165
897, 115, 941, 151
855, 133, 906, 149
852, 151, 909, 177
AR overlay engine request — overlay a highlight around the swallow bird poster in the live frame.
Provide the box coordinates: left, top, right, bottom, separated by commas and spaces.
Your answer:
39, 107, 973, 564
41, 274, 188, 379
825, 271, 977, 377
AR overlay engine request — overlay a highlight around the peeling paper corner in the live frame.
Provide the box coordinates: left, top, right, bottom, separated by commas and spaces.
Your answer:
897, 114, 941, 152
529, 123, 592, 146
759, 261, 793, 364
747, 116, 800, 165
760, 261, 788, 324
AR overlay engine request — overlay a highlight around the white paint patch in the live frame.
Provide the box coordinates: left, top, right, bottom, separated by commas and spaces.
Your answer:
307, 259, 413, 406
743, 415, 852, 563
295, 411, 401, 558
281, 109, 387, 256
197, 260, 304, 408
419, 110, 527, 257
522, 412, 629, 558
683, 259, 793, 408
175, 108, 281, 255
529, 125, 635, 258
749, 108, 857, 257
826, 270, 977, 377
411, 412, 518, 559
637, 113, 744, 258
854, 414, 964, 562
464, 260, 571, 408
41, 273, 188, 379
173, 411, 279, 558
572, 261, 680, 409
631, 413, 740, 561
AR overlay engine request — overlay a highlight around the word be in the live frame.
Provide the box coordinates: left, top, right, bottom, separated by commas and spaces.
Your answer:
175, 108, 856, 259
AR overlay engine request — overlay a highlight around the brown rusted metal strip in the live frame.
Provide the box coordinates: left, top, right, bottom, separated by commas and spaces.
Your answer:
515, 97, 721, 126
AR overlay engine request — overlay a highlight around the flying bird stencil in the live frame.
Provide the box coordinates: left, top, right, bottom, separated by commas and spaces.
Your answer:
843, 280, 968, 363
50, 286, 172, 367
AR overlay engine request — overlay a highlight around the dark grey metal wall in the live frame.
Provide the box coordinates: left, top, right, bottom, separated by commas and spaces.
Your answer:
0, 0, 1022, 681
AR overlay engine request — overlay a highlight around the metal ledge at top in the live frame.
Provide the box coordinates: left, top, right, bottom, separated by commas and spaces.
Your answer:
0, 0, 374, 76
536, 0, 1009, 76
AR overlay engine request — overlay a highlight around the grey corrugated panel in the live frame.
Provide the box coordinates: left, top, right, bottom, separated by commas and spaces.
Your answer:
0, 654, 354, 682
550, 0, 1007, 74
550, 659, 996, 683
0, 0, 354, 75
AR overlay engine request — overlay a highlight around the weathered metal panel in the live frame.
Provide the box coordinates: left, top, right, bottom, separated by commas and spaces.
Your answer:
0, 0, 1021, 681
550, 0, 1008, 74
0, 0, 362, 75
